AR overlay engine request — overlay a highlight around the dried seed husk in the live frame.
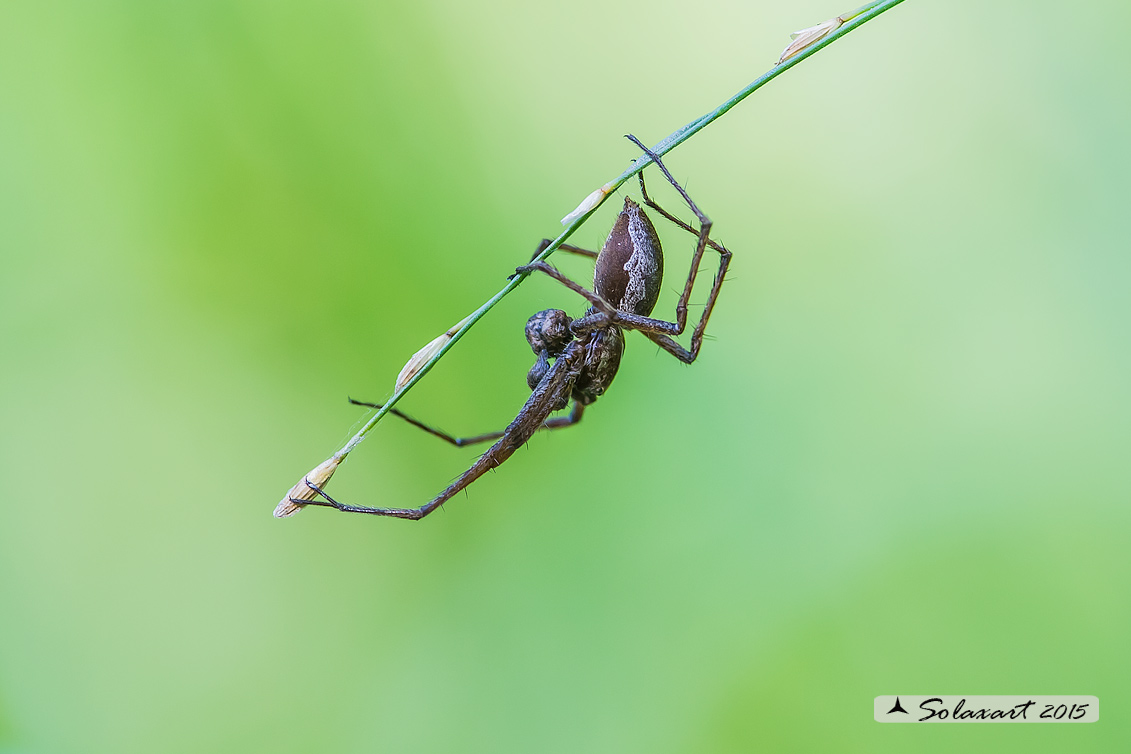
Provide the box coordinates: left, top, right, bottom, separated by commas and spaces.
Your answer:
561, 184, 613, 225
777, 17, 843, 65
274, 455, 342, 518
395, 315, 472, 393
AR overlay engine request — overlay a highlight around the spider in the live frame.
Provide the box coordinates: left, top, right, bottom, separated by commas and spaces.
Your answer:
294, 135, 732, 519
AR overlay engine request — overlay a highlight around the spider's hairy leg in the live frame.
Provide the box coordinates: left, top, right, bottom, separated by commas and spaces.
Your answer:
511, 261, 617, 316
346, 398, 506, 447
531, 238, 599, 262
607, 134, 732, 363
293, 343, 587, 519
347, 398, 585, 448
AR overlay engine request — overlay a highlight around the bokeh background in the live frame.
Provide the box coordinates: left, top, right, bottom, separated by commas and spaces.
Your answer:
2, 0, 1129, 751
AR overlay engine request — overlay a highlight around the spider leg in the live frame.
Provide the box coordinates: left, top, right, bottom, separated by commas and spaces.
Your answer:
348, 398, 585, 448
613, 134, 733, 363
512, 261, 617, 315
518, 137, 731, 364
293, 344, 587, 519
526, 246, 727, 364
531, 238, 599, 262
637, 174, 729, 255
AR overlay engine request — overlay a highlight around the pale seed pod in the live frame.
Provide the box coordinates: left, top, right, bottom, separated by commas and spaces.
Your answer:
777, 17, 844, 65
274, 455, 343, 518
395, 315, 472, 393
561, 183, 614, 225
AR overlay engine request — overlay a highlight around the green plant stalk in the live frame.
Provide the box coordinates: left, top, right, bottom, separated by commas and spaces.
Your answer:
334, 0, 907, 460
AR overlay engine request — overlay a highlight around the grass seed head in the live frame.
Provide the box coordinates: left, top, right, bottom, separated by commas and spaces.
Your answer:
274, 455, 343, 518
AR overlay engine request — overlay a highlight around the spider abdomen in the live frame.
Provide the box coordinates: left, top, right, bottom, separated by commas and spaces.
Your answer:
593, 197, 664, 317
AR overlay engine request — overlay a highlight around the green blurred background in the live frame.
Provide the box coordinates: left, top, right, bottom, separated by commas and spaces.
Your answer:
2, 0, 1128, 751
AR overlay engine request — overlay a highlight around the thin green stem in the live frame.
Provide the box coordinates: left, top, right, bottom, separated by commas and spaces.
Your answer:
334, 0, 907, 460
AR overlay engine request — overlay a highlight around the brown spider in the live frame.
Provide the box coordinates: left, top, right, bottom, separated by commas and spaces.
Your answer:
294, 135, 732, 519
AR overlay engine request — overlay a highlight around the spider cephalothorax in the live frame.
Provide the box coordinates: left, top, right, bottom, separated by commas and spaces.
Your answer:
524, 195, 667, 407
290, 136, 732, 519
